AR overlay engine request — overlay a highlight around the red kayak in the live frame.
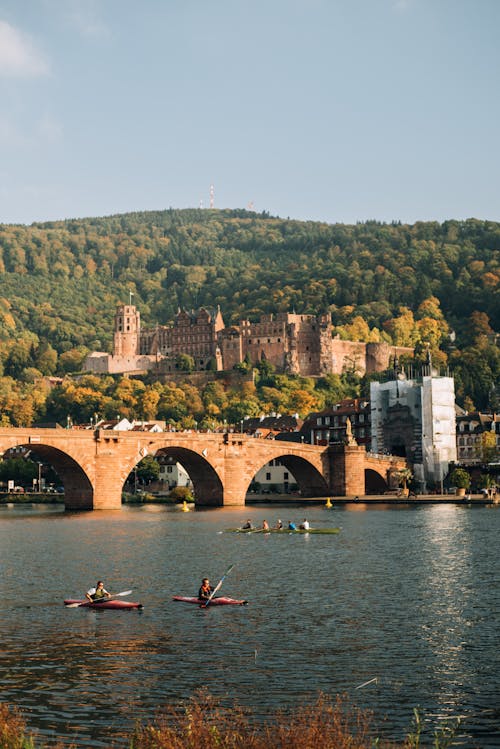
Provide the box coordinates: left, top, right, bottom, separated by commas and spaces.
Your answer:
64, 599, 143, 610
172, 595, 247, 606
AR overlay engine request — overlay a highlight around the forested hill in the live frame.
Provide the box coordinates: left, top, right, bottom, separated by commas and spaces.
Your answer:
0, 209, 498, 409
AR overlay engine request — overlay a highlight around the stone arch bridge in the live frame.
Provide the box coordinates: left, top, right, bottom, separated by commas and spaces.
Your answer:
0, 428, 407, 510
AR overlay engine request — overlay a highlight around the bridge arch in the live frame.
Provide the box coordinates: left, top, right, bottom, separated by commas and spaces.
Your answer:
0, 441, 94, 510
118, 443, 225, 507
365, 468, 389, 495
153, 447, 224, 506
242, 449, 329, 503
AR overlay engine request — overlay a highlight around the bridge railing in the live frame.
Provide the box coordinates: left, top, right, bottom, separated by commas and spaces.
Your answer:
366, 451, 405, 462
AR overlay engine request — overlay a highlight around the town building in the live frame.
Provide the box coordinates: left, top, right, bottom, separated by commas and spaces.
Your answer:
156, 454, 191, 489
83, 303, 413, 378
455, 412, 500, 464
369, 359, 457, 491
301, 398, 371, 447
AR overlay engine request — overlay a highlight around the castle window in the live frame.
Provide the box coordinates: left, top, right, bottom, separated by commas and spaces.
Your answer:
284, 472, 289, 480
266, 472, 271, 481
277, 338, 281, 342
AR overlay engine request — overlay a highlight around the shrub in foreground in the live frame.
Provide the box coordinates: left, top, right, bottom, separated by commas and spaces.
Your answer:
0, 693, 463, 749
130, 691, 376, 749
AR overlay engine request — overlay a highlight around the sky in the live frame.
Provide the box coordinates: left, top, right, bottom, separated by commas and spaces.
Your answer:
0, 0, 499, 226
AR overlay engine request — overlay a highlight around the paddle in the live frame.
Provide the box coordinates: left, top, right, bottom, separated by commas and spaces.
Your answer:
66, 590, 133, 608
201, 565, 234, 608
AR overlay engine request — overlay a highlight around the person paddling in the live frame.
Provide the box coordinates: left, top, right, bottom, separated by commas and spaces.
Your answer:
198, 577, 214, 601
241, 519, 253, 529
299, 518, 310, 530
86, 580, 111, 602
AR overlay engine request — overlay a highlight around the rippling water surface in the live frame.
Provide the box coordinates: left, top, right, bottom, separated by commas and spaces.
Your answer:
0, 502, 498, 747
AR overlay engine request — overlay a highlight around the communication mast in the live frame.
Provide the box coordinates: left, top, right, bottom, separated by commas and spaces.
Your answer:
209, 184, 215, 209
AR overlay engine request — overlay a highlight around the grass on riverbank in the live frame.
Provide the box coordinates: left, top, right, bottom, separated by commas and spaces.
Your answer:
0, 704, 68, 749
0, 693, 462, 749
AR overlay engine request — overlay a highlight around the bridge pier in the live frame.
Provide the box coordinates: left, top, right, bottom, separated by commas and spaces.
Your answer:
328, 444, 366, 496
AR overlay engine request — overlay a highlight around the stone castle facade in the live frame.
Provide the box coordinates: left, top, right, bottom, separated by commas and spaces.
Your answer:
84, 304, 413, 377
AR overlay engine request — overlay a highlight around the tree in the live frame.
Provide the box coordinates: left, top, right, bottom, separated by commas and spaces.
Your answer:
449, 467, 471, 490
481, 431, 498, 463
135, 456, 160, 484
140, 386, 161, 421
175, 354, 195, 373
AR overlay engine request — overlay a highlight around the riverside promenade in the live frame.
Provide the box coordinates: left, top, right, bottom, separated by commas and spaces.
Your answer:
247, 492, 498, 506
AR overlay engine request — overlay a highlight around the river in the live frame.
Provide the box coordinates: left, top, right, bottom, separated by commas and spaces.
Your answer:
0, 502, 498, 748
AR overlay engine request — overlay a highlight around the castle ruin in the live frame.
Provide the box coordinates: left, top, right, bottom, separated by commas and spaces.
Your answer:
84, 304, 413, 377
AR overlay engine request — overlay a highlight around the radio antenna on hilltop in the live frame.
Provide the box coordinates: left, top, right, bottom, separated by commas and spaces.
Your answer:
210, 184, 215, 209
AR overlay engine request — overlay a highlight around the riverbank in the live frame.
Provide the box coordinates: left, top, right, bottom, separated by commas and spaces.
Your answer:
247, 493, 498, 506
0, 493, 64, 505
1, 493, 497, 507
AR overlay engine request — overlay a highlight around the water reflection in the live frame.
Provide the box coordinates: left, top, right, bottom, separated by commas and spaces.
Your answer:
0, 503, 498, 747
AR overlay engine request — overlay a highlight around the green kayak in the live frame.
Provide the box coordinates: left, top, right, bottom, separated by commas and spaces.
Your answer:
225, 527, 340, 534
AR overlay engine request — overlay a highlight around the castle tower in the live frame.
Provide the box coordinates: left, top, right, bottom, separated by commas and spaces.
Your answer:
113, 304, 140, 357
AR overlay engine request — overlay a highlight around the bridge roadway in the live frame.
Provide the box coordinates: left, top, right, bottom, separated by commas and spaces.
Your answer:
0, 428, 406, 510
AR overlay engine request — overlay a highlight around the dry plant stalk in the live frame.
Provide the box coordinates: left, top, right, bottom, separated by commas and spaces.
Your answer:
129, 691, 379, 749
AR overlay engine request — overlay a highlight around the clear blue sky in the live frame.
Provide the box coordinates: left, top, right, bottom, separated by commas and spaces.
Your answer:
1, 0, 499, 226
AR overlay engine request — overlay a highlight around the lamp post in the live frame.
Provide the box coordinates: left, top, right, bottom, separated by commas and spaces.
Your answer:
38, 462, 42, 493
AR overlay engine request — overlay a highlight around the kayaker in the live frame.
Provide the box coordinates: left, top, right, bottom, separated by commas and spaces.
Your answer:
288, 520, 297, 530
86, 581, 111, 602
299, 518, 310, 530
198, 578, 214, 601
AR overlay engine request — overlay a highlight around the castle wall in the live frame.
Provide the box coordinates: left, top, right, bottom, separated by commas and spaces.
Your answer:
219, 330, 243, 370
329, 339, 368, 375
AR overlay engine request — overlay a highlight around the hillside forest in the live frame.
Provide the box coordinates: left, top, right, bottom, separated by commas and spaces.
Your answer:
0, 209, 498, 427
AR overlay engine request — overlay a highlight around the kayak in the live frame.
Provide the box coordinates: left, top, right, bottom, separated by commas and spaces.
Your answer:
225, 527, 340, 534
64, 598, 143, 610
172, 595, 248, 606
